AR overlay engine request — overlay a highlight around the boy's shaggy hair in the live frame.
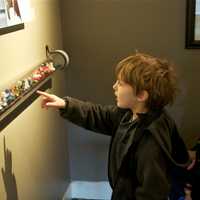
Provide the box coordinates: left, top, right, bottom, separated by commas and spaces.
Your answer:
115, 52, 178, 110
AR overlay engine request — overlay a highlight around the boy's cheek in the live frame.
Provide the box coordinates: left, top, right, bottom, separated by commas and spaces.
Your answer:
116, 101, 128, 108
116, 98, 131, 109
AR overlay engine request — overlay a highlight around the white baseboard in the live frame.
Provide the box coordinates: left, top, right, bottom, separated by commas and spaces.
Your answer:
62, 181, 112, 200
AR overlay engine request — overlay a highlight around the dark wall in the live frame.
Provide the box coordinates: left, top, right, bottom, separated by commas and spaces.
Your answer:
60, 0, 200, 181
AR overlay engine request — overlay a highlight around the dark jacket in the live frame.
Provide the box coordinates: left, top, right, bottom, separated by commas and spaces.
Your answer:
59, 97, 190, 200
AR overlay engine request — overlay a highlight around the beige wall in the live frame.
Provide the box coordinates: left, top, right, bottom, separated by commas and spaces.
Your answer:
0, 0, 70, 199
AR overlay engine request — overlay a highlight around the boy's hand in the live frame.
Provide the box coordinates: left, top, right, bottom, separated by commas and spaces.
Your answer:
187, 150, 197, 170
36, 90, 66, 109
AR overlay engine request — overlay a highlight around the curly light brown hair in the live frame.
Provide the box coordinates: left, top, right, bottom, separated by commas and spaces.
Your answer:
115, 52, 178, 110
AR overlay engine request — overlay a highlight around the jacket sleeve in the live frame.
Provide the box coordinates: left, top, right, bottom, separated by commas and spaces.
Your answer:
134, 131, 170, 200
59, 96, 128, 136
171, 124, 189, 166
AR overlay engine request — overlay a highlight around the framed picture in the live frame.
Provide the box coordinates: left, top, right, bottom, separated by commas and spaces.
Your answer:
0, 0, 24, 35
186, 0, 200, 48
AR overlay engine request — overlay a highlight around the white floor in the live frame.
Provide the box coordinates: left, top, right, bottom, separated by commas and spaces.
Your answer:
63, 181, 112, 200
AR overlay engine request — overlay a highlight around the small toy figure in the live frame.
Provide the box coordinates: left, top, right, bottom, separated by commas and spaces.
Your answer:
32, 69, 43, 82
27, 76, 33, 87
0, 101, 4, 112
47, 62, 55, 72
4, 89, 15, 104
11, 85, 20, 97
22, 79, 31, 91
15, 81, 24, 95
38, 62, 55, 77
41, 62, 55, 74
39, 65, 49, 78
38, 67, 46, 79
1, 91, 8, 107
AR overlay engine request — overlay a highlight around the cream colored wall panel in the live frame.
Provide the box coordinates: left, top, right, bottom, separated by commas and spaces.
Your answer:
0, 0, 70, 199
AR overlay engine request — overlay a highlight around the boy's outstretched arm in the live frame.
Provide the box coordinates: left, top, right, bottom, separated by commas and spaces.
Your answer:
37, 90, 127, 136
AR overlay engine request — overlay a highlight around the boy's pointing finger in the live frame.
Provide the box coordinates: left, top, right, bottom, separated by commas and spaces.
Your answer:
37, 90, 52, 98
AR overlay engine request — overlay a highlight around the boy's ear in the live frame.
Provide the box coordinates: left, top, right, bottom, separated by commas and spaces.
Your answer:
137, 90, 149, 102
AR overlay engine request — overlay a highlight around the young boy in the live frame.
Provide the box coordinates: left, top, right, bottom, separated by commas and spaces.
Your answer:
37, 53, 190, 200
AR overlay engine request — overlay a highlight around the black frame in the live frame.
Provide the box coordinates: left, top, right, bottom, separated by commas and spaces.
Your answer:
0, 23, 24, 35
0, 0, 24, 35
186, 0, 200, 48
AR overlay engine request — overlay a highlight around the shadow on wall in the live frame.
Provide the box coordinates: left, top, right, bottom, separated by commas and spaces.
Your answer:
1, 136, 18, 200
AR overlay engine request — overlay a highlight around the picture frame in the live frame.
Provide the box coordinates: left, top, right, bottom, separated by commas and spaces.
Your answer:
0, 0, 24, 35
185, 0, 200, 48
